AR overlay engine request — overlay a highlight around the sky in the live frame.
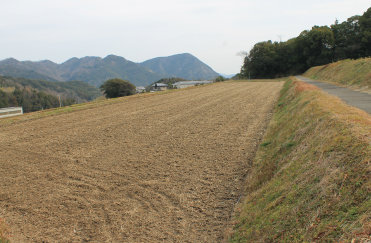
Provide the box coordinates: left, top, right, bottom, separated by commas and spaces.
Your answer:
1, 0, 370, 75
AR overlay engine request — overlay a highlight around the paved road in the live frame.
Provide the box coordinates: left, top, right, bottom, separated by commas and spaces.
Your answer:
296, 76, 371, 114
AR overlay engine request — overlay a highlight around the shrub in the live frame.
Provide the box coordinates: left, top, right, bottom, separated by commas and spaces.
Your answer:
99, 78, 136, 98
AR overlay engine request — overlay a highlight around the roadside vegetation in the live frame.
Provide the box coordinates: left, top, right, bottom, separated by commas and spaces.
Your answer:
303, 57, 371, 92
0, 217, 10, 243
229, 77, 371, 242
237, 7, 371, 79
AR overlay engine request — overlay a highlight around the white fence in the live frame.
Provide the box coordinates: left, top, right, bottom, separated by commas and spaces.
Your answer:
0, 107, 23, 118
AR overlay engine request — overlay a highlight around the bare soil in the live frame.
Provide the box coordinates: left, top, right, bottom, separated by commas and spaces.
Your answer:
0, 82, 283, 242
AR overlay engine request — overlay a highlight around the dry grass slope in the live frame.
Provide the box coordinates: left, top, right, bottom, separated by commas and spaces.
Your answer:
303, 58, 371, 93
230, 77, 371, 242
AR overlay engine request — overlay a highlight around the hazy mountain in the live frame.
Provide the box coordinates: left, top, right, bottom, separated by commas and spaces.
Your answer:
218, 73, 236, 79
0, 55, 170, 87
0, 53, 219, 87
139, 53, 219, 80
58, 55, 171, 87
0, 64, 60, 82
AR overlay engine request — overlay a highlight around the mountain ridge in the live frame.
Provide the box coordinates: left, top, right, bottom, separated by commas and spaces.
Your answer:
0, 53, 219, 87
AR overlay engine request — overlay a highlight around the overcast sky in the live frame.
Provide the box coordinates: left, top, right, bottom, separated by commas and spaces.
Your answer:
1, 0, 370, 74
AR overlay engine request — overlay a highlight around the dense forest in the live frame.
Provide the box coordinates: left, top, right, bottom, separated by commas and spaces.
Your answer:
0, 87, 75, 113
238, 7, 371, 79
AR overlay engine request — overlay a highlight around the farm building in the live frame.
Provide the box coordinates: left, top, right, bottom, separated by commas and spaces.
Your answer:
152, 83, 168, 91
136, 86, 146, 93
172, 81, 214, 89
0, 107, 23, 118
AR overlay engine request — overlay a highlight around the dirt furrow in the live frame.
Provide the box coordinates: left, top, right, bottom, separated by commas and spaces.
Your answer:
0, 82, 283, 242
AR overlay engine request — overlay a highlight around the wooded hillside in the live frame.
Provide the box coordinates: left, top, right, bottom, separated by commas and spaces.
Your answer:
0, 76, 101, 103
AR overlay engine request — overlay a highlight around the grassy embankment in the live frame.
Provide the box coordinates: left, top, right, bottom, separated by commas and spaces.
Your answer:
303, 58, 371, 93
229, 77, 371, 242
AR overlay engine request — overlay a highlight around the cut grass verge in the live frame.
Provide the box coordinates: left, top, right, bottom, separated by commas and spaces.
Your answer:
229, 77, 371, 242
303, 57, 371, 94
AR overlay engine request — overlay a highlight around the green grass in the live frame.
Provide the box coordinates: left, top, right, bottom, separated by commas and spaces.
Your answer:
229, 77, 371, 242
0, 218, 9, 243
303, 57, 371, 91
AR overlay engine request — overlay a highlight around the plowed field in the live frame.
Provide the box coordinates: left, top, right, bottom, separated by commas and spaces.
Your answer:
0, 82, 283, 242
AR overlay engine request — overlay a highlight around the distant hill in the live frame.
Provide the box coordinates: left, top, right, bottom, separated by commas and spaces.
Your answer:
0, 65, 60, 82
139, 53, 219, 80
0, 55, 170, 87
0, 76, 101, 103
0, 53, 219, 87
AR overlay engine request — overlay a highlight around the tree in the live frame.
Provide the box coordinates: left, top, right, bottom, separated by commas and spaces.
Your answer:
215, 76, 226, 82
99, 78, 136, 98
331, 16, 362, 60
360, 7, 371, 55
305, 26, 335, 67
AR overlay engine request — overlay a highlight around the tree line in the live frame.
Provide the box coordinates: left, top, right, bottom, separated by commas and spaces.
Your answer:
238, 7, 371, 79
0, 87, 75, 113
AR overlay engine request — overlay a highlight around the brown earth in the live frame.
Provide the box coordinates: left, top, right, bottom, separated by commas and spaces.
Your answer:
0, 82, 284, 242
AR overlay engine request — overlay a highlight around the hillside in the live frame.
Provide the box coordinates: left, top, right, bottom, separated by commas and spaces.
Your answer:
0, 65, 60, 82
58, 55, 171, 87
0, 55, 170, 87
229, 78, 371, 242
0, 87, 75, 113
303, 57, 371, 93
139, 53, 219, 80
0, 76, 101, 102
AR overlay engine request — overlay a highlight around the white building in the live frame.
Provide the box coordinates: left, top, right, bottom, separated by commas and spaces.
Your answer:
136, 86, 146, 93
0, 107, 23, 118
172, 81, 214, 89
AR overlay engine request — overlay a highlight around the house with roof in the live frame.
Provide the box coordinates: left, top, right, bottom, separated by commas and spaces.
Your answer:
151, 83, 168, 91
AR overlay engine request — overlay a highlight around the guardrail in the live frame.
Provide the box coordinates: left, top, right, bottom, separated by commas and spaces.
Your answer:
0, 107, 23, 118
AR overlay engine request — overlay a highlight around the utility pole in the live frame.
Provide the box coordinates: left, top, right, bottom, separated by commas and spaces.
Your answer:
58, 94, 61, 107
